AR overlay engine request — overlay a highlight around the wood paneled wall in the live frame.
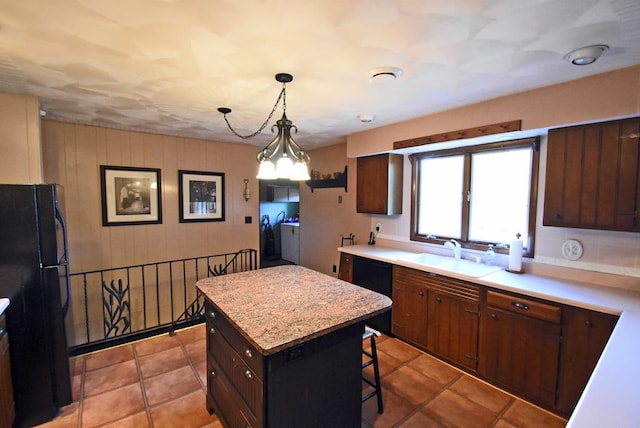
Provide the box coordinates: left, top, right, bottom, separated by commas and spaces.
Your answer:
42, 121, 260, 273
0, 92, 43, 183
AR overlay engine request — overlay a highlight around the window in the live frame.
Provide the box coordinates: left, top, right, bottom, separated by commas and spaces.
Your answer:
411, 137, 539, 256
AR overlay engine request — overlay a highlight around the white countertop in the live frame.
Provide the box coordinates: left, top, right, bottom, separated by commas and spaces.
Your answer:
338, 244, 640, 427
0, 298, 8, 316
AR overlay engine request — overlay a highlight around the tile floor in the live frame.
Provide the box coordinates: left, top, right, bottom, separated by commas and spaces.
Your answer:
37, 324, 567, 428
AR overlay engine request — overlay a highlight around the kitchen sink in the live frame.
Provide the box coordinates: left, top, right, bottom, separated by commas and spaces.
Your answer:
435, 260, 502, 278
395, 252, 449, 267
396, 253, 502, 278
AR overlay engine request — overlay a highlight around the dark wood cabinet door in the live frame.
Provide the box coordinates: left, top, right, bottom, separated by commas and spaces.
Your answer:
427, 292, 479, 371
543, 117, 640, 231
556, 307, 618, 417
357, 154, 403, 215
479, 307, 561, 407
392, 268, 428, 348
338, 252, 353, 282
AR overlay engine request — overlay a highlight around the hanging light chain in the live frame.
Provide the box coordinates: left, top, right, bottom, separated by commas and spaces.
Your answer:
220, 84, 287, 140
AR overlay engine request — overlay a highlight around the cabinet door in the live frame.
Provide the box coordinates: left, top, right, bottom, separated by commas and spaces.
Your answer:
544, 117, 640, 231
392, 267, 428, 348
357, 154, 403, 215
338, 253, 353, 282
556, 308, 618, 416
479, 307, 561, 407
428, 292, 479, 371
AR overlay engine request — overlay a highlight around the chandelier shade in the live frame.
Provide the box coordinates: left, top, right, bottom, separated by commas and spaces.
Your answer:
217, 73, 311, 181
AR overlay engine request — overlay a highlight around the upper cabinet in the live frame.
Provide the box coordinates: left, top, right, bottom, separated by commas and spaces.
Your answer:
267, 185, 300, 202
357, 153, 403, 215
543, 117, 640, 231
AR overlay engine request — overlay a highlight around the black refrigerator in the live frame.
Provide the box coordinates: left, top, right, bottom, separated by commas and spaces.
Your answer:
0, 184, 73, 427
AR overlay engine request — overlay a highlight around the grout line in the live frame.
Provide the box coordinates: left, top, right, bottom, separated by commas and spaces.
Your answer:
76, 356, 87, 428
132, 342, 154, 427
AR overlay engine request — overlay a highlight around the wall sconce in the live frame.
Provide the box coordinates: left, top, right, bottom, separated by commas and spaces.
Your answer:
243, 179, 251, 201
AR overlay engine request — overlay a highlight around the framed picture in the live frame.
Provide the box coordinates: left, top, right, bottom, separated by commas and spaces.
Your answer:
100, 165, 162, 226
178, 170, 225, 223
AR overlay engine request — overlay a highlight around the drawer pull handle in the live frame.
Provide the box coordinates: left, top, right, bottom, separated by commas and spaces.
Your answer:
209, 327, 216, 335
209, 311, 216, 318
244, 349, 253, 358
244, 370, 253, 379
511, 301, 529, 310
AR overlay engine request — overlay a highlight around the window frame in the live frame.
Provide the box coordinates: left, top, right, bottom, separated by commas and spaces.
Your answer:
409, 137, 540, 257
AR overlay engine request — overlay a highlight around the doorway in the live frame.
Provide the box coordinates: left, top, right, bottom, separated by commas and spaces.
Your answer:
258, 180, 300, 268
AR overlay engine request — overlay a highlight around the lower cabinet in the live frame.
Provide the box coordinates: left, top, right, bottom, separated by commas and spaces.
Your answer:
392, 267, 480, 371
426, 277, 480, 372
338, 252, 353, 282
555, 306, 618, 417
392, 267, 428, 348
478, 291, 562, 408
388, 262, 618, 417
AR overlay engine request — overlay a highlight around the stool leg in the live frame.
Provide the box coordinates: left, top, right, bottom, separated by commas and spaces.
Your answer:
370, 335, 383, 414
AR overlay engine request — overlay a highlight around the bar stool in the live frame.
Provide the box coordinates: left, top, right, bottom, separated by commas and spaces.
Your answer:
362, 325, 383, 413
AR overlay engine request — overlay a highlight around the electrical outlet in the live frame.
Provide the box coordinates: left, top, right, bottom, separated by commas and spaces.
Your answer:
375, 222, 382, 232
245, 216, 252, 224
332, 264, 337, 273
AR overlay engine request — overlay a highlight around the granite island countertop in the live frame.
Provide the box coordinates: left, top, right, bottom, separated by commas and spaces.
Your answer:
196, 265, 392, 356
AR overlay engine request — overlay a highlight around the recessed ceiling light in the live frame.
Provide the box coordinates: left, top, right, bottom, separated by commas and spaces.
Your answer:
358, 114, 375, 123
564, 45, 609, 66
369, 67, 403, 84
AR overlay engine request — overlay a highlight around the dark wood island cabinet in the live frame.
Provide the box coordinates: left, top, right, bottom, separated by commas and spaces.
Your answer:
196, 265, 392, 428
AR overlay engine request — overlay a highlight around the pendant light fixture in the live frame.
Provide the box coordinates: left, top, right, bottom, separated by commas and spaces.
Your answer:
217, 73, 311, 181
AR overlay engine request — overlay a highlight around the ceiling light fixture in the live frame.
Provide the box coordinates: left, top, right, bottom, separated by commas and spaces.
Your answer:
564, 45, 609, 66
369, 66, 403, 84
217, 73, 310, 181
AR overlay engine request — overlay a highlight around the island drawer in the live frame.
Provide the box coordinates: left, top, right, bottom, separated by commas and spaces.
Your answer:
208, 319, 263, 419
486, 290, 561, 324
206, 302, 263, 378
208, 356, 260, 428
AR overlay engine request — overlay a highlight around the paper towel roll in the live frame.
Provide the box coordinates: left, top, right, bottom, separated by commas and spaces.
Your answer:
508, 239, 523, 272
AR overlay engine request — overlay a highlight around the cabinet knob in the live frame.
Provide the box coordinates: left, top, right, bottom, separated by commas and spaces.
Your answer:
209, 311, 216, 318
244, 370, 253, 379
419, 291, 424, 297
491, 313, 498, 320
244, 349, 253, 358
436, 297, 442, 303
210, 370, 216, 378
586, 320, 593, 327
555, 213, 563, 220
209, 327, 216, 335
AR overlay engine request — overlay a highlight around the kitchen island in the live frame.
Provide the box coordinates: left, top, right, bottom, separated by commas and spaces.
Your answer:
196, 265, 392, 428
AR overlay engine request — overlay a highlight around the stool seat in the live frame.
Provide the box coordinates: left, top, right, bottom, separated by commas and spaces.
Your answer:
362, 325, 383, 413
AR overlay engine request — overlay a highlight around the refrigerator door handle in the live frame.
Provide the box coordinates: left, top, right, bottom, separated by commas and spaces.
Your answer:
55, 206, 72, 317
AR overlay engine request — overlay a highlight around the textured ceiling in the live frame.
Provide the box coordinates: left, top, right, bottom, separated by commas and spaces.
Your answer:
0, 0, 639, 150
